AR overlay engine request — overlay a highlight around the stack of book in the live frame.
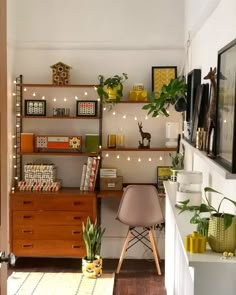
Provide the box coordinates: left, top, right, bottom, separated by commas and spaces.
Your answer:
80, 156, 100, 192
100, 168, 117, 178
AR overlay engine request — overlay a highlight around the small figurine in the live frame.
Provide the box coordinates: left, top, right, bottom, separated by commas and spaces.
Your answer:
138, 121, 151, 149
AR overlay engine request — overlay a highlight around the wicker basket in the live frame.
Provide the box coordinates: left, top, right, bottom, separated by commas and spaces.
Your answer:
208, 215, 236, 253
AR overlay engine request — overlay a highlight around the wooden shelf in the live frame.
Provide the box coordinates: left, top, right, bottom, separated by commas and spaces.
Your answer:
19, 116, 100, 120
20, 152, 99, 156
17, 83, 97, 88
101, 147, 176, 152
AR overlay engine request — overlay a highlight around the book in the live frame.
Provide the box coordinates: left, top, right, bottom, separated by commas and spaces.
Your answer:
88, 157, 100, 192
83, 157, 94, 191
80, 163, 87, 191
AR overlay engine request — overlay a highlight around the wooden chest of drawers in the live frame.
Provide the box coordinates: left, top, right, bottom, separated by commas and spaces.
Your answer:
10, 188, 97, 258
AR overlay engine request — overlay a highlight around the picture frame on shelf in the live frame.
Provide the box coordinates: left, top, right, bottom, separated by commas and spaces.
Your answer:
215, 38, 236, 173
24, 100, 46, 116
157, 166, 172, 195
76, 100, 98, 117
152, 66, 177, 95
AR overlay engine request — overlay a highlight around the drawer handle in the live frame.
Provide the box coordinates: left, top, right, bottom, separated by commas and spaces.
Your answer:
72, 230, 81, 235
23, 201, 32, 205
73, 201, 81, 206
73, 216, 81, 220
23, 244, 33, 248
23, 215, 33, 219
72, 245, 81, 249
22, 230, 33, 234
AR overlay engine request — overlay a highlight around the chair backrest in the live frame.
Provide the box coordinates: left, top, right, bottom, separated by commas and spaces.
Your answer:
116, 185, 164, 227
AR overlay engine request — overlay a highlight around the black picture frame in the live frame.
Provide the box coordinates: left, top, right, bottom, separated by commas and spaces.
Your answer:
25, 100, 46, 116
191, 83, 209, 143
157, 166, 172, 195
186, 69, 201, 140
152, 66, 177, 94
215, 38, 236, 173
76, 100, 98, 117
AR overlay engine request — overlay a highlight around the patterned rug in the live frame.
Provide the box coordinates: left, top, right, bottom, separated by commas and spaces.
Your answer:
8, 272, 115, 295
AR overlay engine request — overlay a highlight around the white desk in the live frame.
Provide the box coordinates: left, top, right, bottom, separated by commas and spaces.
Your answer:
164, 181, 236, 295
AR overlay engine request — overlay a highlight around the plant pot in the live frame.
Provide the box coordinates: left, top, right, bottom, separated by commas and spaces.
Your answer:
208, 215, 236, 253
82, 255, 103, 278
105, 85, 121, 101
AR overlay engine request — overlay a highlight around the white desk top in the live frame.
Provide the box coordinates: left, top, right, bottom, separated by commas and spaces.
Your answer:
164, 181, 236, 266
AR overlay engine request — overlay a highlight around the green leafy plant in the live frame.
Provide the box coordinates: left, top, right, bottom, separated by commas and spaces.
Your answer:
82, 217, 106, 261
179, 187, 236, 230
169, 152, 184, 170
97, 73, 128, 107
142, 77, 187, 117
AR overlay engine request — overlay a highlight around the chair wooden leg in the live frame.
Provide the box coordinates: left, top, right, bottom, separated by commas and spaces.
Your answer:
151, 228, 161, 260
148, 229, 161, 275
116, 229, 131, 274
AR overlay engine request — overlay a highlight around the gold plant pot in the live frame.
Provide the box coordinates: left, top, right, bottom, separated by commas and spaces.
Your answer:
208, 215, 236, 253
82, 255, 103, 278
105, 85, 121, 101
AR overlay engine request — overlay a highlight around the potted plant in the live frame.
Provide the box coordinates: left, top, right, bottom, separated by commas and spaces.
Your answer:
142, 76, 187, 117
179, 187, 236, 252
97, 73, 128, 107
169, 152, 184, 181
82, 217, 106, 278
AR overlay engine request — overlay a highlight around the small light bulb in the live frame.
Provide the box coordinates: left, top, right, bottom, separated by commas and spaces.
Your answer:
160, 156, 163, 160
75, 96, 78, 100
14, 145, 17, 148
14, 176, 18, 180
24, 88, 27, 92
14, 165, 17, 168
112, 111, 116, 115
42, 96, 45, 100
223, 119, 227, 123
17, 113, 21, 116
127, 157, 131, 161
99, 145, 102, 149
13, 80, 16, 84
12, 92, 16, 96
64, 97, 67, 102
53, 98, 56, 102
138, 157, 141, 162
94, 87, 97, 91
117, 155, 120, 159
103, 107, 106, 111
84, 91, 88, 96
16, 124, 20, 128
16, 103, 20, 107
134, 116, 137, 120
98, 156, 101, 160
13, 155, 16, 159
33, 92, 36, 96
123, 115, 126, 119
12, 135, 16, 138
105, 153, 109, 158
145, 116, 148, 120
97, 98, 100, 102
148, 157, 152, 161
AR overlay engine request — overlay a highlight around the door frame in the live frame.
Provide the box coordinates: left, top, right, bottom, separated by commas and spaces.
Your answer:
0, 0, 9, 293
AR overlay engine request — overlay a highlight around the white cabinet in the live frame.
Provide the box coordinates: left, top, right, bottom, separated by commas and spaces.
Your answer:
164, 181, 236, 295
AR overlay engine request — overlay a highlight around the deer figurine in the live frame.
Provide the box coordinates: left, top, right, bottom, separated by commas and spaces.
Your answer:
138, 121, 151, 148
204, 67, 217, 156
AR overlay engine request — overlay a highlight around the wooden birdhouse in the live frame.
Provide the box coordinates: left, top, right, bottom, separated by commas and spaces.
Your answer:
50, 62, 72, 85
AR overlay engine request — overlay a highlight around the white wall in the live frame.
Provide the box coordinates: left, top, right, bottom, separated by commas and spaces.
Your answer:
11, 0, 185, 259
184, 0, 236, 212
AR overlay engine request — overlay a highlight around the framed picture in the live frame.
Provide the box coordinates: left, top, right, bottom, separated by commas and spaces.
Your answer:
215, 38, 236, 173
76, 100, 98, 117
25, 100, 46, 116
157, 166, 172, 195
152, 66, 177, 95
191, 84, 209, 143
186, 69, 201, 140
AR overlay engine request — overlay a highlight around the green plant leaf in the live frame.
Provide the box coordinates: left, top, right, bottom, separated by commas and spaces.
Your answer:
224, 213, 233, 230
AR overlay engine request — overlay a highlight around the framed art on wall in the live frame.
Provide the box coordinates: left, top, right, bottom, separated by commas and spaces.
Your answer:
152, 66, 177, 95
76, 100, 98, 117
157, 166, 171, 195
215, 38, 236, 173
25, 100, 46, 116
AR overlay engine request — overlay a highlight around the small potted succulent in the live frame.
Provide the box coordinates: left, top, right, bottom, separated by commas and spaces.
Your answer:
97, 73, 128, 108
179, 187, 236, 253
82, 217, 105, 278
169, 152, 184, 181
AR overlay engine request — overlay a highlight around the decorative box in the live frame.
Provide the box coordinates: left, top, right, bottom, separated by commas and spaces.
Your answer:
21, 133, 34, 153
24, 163, 56, 182
85, 134, 99, 153
35, 135, 82, 152
100, 176, 123, 191
18, 179, 62, 192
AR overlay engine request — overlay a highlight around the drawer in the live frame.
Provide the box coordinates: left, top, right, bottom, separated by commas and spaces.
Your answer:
12, 195, 96, 211
12, 225, 83, 240
13, 211, 94, 226
13, 240, 86, 257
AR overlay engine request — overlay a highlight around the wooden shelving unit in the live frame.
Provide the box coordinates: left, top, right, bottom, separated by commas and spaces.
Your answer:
101, 147, 176, 152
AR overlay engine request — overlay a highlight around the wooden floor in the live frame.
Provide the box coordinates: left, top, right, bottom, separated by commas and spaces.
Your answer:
8, 258, 166, 295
